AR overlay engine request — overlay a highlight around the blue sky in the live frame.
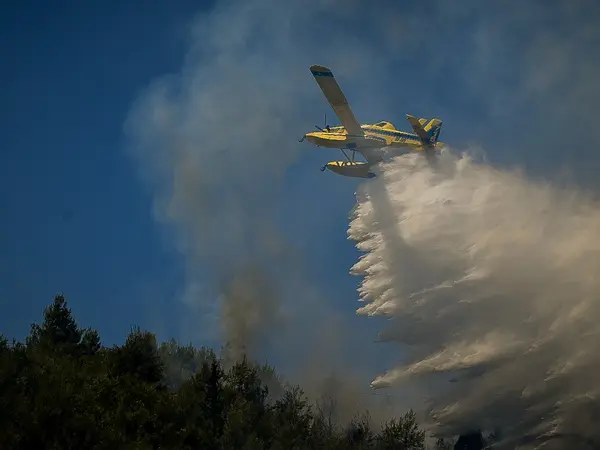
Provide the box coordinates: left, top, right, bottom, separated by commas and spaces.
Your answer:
0, 0, 374, 350
1, 0, 599, 379
1, 0, 208, 342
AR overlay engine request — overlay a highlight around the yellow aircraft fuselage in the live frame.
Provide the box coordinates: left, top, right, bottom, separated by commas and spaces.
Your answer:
304, 124, 444, 151
303, 122, 444, 178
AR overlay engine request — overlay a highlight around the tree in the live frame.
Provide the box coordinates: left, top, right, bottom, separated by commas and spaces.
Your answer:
344, 412, 375, 449
0, 337, 23, 447
79, 328, 101, 356
27, 294, 82, 353
174, 354, 225, 448
378, 410, 426, 450
158, 339, 213, 389
220, 357, 270, 448
270, 385, 313, 449
112, 327, 164, 385
434, 437, 453, 449
1, 295, 462, 449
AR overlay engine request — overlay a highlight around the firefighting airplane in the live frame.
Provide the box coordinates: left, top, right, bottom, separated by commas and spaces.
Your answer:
299, 65, 444, 178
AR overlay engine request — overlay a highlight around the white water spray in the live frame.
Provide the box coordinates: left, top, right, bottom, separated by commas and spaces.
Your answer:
348, 150, 600, 447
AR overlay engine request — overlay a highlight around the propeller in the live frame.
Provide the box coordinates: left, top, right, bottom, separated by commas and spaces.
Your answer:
299, 113, 330, 143
315, 113, 330, 132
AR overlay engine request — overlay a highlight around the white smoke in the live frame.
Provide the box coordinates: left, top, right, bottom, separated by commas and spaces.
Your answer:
348, 149, 600, 448
123, 0, 398, 415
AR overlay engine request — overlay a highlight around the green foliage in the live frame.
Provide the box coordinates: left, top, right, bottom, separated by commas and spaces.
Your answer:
27, 294, 82, 353
0, 294, 444, 449
111, 327, 164, 385
343, 412, 375, 449
378, 410, 425, 450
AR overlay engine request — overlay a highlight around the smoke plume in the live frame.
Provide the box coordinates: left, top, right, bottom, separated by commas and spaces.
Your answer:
122, 0, 390, 419
122, 0, 314, 357
124, 0, 600, 442
348, 149, 600, 448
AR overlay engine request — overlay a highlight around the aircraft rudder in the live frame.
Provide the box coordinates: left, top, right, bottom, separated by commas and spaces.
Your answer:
425, 118, 443, 143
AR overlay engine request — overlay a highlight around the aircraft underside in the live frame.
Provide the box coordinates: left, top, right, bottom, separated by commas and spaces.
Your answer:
303, 132, 384, 150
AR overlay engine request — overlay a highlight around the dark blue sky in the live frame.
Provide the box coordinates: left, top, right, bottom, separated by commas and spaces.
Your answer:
1, 0, 599, 369
0, 0, 372, 351
1, 0, 210, 342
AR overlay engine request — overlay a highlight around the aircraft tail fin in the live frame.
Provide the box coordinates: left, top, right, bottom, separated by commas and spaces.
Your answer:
406, 115, 443, 145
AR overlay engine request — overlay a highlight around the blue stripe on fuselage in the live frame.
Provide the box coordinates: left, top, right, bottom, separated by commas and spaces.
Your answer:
311, 70, 333, 77
367, 136, 387, 143
365, 127, 420, 141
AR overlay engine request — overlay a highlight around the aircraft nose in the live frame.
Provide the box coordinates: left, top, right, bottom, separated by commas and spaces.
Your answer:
325, 161, 340, 173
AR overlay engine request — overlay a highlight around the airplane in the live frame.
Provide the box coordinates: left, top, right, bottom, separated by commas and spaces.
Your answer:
299, 65, 445, 178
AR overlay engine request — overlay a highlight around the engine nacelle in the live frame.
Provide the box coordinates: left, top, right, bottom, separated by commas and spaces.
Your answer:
323, 161, 376, 179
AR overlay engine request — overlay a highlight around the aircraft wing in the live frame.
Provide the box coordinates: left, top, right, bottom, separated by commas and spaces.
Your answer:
310, 65, 365, 137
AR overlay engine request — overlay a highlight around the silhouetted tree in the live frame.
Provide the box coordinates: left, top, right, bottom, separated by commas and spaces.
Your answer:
79, 328, 101, 356
112, 326, 164, 385
270, 385, 313, 449
344, 412, 375, 449
0, 294, 441, 450
378, 410, 425, 450
27, 294, 82, 353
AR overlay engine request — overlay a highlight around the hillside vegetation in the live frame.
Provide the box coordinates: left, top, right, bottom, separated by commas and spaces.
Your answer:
0, 295, 491, 449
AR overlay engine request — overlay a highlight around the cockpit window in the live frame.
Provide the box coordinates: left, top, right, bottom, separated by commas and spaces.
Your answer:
376, 121, 388, 127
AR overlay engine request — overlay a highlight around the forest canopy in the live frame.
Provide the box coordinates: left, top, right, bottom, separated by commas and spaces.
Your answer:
0, 295, 490, 449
